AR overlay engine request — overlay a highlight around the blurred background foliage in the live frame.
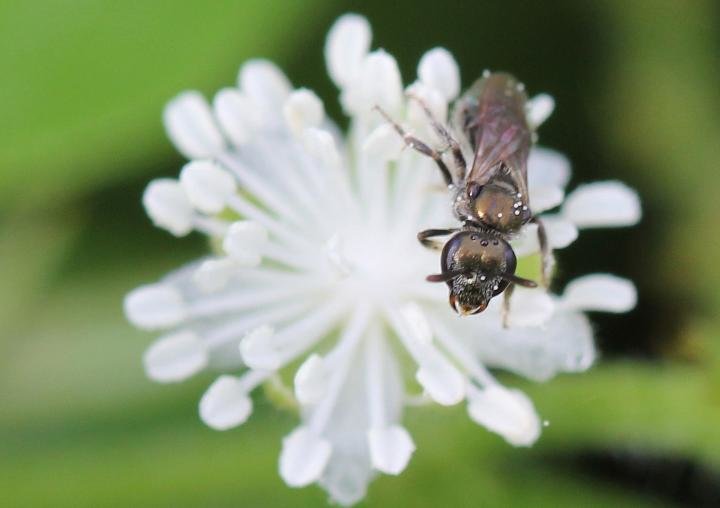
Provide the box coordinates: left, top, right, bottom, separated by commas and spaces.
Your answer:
1, 0, 719, 506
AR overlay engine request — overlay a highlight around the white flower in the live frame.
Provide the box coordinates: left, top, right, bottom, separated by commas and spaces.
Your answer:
123, 13, 641, 506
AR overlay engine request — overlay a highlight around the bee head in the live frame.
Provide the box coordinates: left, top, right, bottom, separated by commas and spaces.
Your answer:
426, 231, 536, 316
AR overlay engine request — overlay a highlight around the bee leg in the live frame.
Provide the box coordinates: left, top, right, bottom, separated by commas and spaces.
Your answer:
417, 228, 458, 250
531, 216, 554, 287
373, 105, 454, 187
406, 93, 467, 179
501, 283, 516, 328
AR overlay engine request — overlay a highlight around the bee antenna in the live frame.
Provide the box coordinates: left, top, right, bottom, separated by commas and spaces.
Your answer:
426, 270, 466, 283
499, 272, 538, 288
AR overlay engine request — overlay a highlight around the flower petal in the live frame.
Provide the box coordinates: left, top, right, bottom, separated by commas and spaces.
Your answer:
526, 93, 555, 129
505, 287, 555, 328
180, 160, 237, 214
143, 330, 207, 382
542, 214, 579, 249
562, 274, 637, 313
294, 353, 329, 405
238, 59, 292, 122
199, 375, 253, 430
367, 425, 415, 475
213, 88, 261, 146
283, 88, 325, 137
343, 50, 402, 116
563, 181, 641, 228
222, 221, 268, 266
415, 352, 466, 406
279, 426, 332, 487
142, 179, 194, 237
163, 91, 225, 159
325, 13, 372, 87
124, 284, 186, 330
192, 257, 238, 292
239, 325, 279, 370
400, 302, 433, 345
527, 147, 571, 189
467, 385, 541, 446
529, 184, 564, 213
417, 47, 460, 101
362, 123, 404, 160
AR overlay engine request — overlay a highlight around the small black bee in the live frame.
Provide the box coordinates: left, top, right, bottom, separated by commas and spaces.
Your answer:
377, 72, 552, 321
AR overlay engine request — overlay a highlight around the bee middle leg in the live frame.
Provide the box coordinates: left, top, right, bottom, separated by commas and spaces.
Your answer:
417, 228, 458, 250
374, 105, 454, 187
531, 216, 554, 287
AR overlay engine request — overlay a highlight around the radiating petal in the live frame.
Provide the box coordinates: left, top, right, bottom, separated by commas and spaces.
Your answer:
124, 283, 186, 330
527, 147, 571, 189
542, 214, 579, 249
213, 88, 261, 146
180, 160, 237, 214
279, 426, 332, 487
142, 179, 194, 237
563, 181, 641, 228
294, 354, 329, 405
368, 425, 415, 475
529, 184, 564, 213
239, 59, 292, 123
283, 88, 325, 137
199, 375, 253, 430
222, 221, 268, 266
526, 93, 555, 129
505, 287, 555, 328
417, 47, 460, 101
467, 385, 541, 446
163, 91, 225, 159
562, 274, 637, 312
342, 50, 403, 116
325, 14, 372, 88
144, 330, 207, 382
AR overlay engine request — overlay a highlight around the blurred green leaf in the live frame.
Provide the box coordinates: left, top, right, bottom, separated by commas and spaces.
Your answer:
0, 0, 331, 211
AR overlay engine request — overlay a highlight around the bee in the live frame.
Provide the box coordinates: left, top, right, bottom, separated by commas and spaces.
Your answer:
376, 71, 552, 321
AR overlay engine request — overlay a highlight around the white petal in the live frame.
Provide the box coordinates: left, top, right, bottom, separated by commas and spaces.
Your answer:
163, 91, 224, 159
193, 257, 237, 292
400, 302, 432, 345
124, 284, 186, 330
142, 179, 194, 237
367, 425, 415, 475
343, 50, 403, 116
222, 221, 268, 266
239, 325, 280, 370
213, 88, 261, 145
542, 215, 579, 249
415, 352, 466, 405
239, 59, 292, 122
468, 385, 541, 447
505, 287, 555, 328
405, 81, 447, 136
179, 160, 236, 214
325, 13, 371, 87
279, 426, 332, 487
563, 181, 641, 228
562, 274, 637, 313
143, 330, 207, 382
283, 88, 325, 137
527, 147, 571, 189
294, 354, 329, 405
302, 127, 341, 169
362, 123, 404, 160
529, 184, 564, 213
510, 223, 540, 257
417, 47, 460, 101
526, 94, 555, 129
199, 375, 253, 430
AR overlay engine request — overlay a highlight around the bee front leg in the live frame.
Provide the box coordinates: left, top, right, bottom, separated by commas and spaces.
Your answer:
531, 216, 554, 287
501, 283, 516, 328
374, 106, 454, 187
417, 228, 458, 250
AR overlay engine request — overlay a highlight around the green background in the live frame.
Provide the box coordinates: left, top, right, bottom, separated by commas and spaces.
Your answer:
1, 1, 719, 506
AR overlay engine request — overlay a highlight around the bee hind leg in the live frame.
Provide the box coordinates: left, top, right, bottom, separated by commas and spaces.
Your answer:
417, 228, 458, 250
406, 93, 467, 180
373, 105, 454, 187
530, 216, 554, 287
